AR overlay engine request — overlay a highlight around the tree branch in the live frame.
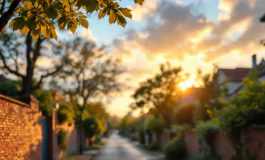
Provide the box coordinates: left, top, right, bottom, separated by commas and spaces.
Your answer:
0, 50, 24, 78
0, 0, 6, 15
32, 64, 63, 89
0, 0, 21, 33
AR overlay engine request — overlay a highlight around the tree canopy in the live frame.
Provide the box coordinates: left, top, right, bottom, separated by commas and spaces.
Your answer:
0, 0, 145, 39
131, 63, 183, 127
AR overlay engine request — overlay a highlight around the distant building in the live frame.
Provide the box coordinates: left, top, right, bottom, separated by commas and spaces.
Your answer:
218, 68, 251, 95
218, 54, 265, 95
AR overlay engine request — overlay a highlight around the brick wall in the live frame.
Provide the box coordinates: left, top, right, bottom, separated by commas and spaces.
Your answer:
212, 132, 235, 160
0, 94, 42, 160
184, 130, 265, 160
184, 131, 200, 156
244, 128, 265, 160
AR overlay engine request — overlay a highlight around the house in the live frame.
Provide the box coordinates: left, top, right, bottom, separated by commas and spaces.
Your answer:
218, 54, 265, 95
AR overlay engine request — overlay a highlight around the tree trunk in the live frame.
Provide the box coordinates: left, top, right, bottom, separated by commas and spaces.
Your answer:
0, 0, 21, 33
79, 111, 84, 154
88, 138, 93, 146
20, 75, 33, 103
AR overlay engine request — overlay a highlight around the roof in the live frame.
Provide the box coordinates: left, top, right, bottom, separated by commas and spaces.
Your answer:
219, 68, 251, 81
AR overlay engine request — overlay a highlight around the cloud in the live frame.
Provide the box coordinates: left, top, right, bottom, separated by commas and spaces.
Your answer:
129, 0, 157, 21
115, 0, 265, 61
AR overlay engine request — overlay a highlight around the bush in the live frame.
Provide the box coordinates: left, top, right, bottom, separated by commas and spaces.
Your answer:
57, 104, 74, 125
164, 133, 186, 160
147, 117, 165, 133
174, 103, 198, 126
58, 129, 68, 151
195, 119, 219, 153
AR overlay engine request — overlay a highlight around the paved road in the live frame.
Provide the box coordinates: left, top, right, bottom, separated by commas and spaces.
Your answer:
96, 133, 164, 160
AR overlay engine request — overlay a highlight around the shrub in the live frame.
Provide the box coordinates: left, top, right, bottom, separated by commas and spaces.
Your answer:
147, 117, 165, 133
58, 129, 68, 151
164, 133, 186, 160
57, 104, 74, 125
195, 119, 219, 153
174, 103, 198, 126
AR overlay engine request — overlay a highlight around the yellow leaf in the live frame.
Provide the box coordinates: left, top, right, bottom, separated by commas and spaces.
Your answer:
109, 9, 116, 24
119, 8, 132, 19
21, 27, 29, 35
79, 17, 89, 28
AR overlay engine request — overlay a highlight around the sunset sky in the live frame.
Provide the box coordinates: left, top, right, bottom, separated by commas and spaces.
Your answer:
60, 0, 265, 117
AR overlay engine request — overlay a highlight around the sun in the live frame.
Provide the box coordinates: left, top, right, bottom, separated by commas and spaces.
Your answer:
179, 78, 195, 90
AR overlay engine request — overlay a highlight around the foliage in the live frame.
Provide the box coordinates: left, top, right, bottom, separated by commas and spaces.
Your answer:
143, 144, 159, 151
195, 119, 219, 153
147, 117, 165, 133
196, 67, 228, 121
33, 88, 54, 116
218, 70, 265, 133
132, 63, 183, 127
83, 117, 100, 139
189, 152, 220, 160
174, 103, 198, 126
119, 113, 137, 136
58, 129, 68, 151
0, 80, 21, 99
164, 133, 186, 160
0, 0, 144, 39
195, 120, 219, 140
0, 31, 68, 101
58, 103, 75, 125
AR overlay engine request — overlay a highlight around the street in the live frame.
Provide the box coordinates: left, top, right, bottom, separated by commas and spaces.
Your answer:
96, 133, 164, 160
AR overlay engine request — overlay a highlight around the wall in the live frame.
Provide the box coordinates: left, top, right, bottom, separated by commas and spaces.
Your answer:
0, 94, 42, 160
184, 131, 199, 157
184, 130, 265, 160
51, 110, 79, 160
212, 133, 235, 160
244, 129, 265, 160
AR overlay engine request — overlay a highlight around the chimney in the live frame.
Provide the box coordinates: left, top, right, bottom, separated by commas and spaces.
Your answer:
252, 54, 257, 69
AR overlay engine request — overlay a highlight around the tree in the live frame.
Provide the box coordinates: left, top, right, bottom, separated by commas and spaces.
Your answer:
0, 79, 21, 99
83, 117, 100, 146
0, 31, 68, 102
195, 67, 228, 120
0, 78, 56, 116
132, 63, 183, 127
174, 103, 198, 126
0, 0, 145, 39
58, 37, 124, 153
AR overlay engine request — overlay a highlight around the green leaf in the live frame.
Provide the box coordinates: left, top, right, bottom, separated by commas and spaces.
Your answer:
47, 7, 58, 19
79, 17, 88, 28
109, 9, 116, 24
119, 8, 132, 19
58, 17, 67, 30
10, 17, 25, 31
85, 0, 97, 12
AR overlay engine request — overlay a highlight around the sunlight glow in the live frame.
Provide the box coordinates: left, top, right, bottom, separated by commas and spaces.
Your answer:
179, 78, 195, 91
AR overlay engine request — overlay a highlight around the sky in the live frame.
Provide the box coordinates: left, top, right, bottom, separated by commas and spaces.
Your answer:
45, 0, 265, 116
